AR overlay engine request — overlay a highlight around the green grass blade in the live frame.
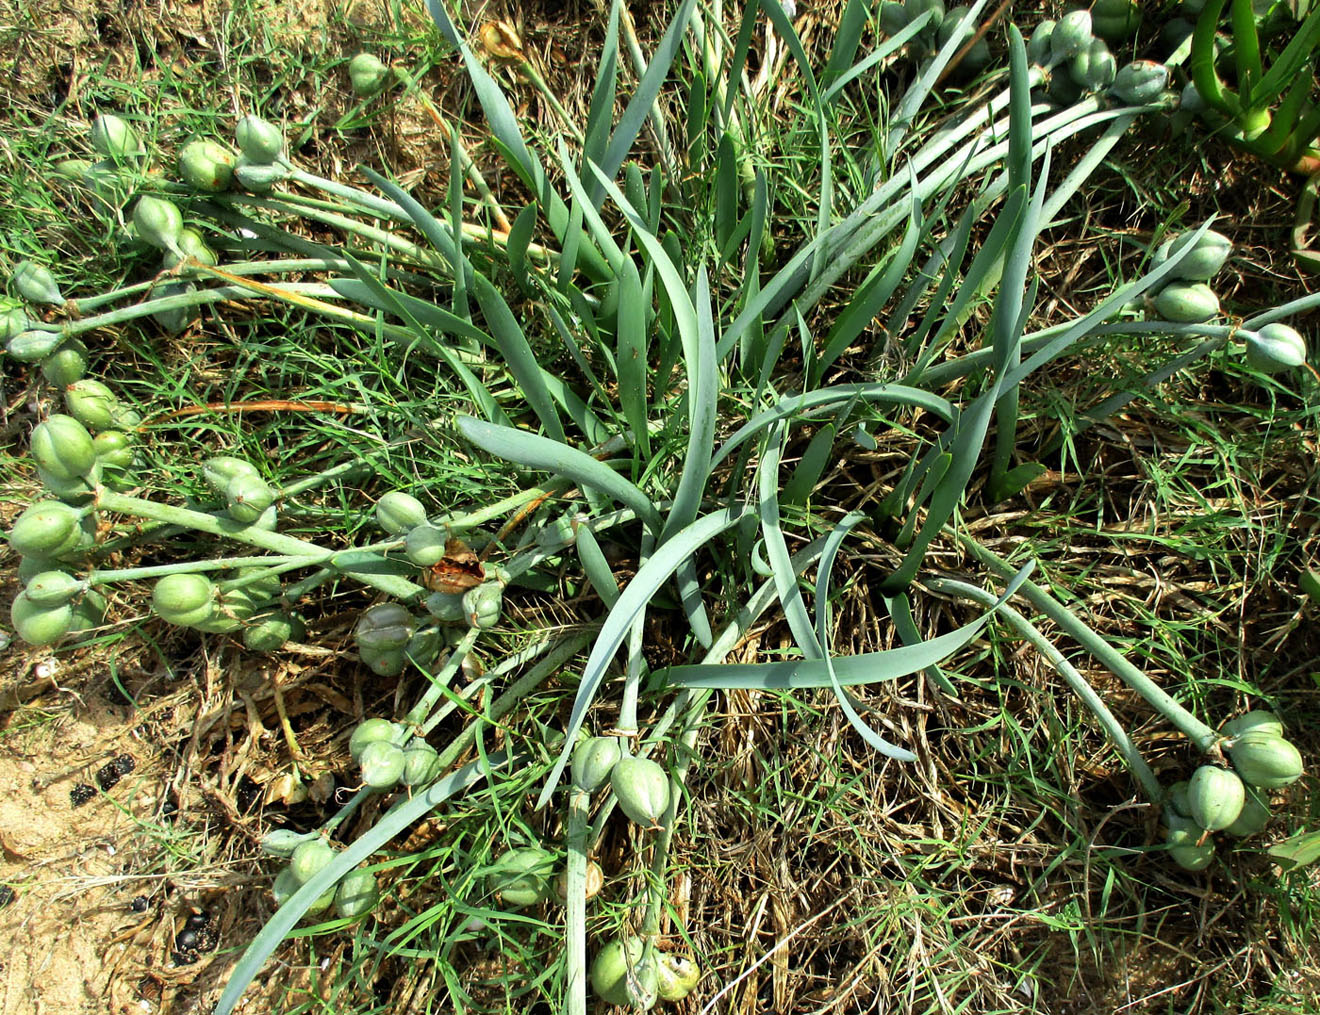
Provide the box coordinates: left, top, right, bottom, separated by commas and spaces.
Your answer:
821, 0, 868, 87
472, 271, 566, 442
575, 523, 620, 607
719, 0, 760, 127
781, 423, 836, 507
584, 0, 622, 170
536, 504, 754, 808
457, 415, 661, 531
822, 16, 931, 106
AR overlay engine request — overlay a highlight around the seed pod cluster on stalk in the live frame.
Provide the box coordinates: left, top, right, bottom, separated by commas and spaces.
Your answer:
1027, 12, 1169, 107
1159, 709, 1303, 870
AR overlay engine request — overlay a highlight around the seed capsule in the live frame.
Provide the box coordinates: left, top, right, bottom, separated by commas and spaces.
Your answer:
13, 261, 64, 305
90, 114, 143, 160
235, 115, 285, 164
177, 139, 237, 192
349, 53, 391, 97
31, 414, 97, 480
1187, 765, 1245, 832
611, 755, 670, 825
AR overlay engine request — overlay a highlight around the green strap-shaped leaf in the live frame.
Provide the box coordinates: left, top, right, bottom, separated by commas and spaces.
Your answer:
596, 0, 700, 201
666, 561, 1035, 689
458, 415, 662, 532
757, 422, 822, 659
213, 753, 514, 1015
472, 271, 566, 443
815, 511, 916, 761
536, 504, 753, 808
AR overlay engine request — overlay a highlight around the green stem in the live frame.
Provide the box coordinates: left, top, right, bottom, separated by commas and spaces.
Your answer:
1191, 0, 1240, 117
406, 626, 482, 730
924, 577, 1164, 802
565, 786, 591, 1015
955, 534, 1221, 751
95, 489, 426, 601
1229, 0, 1263, 104
88, 553, 318, 584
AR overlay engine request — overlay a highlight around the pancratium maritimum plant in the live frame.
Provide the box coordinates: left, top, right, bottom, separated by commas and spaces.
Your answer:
3, 1, 1315, 1011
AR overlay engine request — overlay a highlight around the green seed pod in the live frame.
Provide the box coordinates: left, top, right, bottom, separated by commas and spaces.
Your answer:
1187, 765, 1246, 832
64, 379, 119, 432
17, 555, 57, 583
1170, 839, 1215, 871
271, 865, 301, 905
162, 228, 218, 269
243, 610, 304, 652
1166, 780, 1194, 819
349, 53, 391, 97
226, 474, 277, 524
360, 645, 407, 676
1050, 9, 1092, 61
65, 588, 106, 641
53, 158, 93, 182
7, 328, 63, 362
655, 953, 701, 1002
349, 719, 402, 763
1070, 38, 1117, 90
23, 570, 85, 607
149, 281, 199, 334
152, 573, 217, 626
9, 500, 83, 557
591, 938, 659, 1009
31, 414, 97, 481
611, 755, 671, 826
1110, 60, 1170, 104
1223, 784, 1271, 838
1090, 0, 1140, 43
879, 1, 910, 36
132, 196, 185, 254
234, 156, 289, 193
404, 524, 449, 567
289, 839, 336, 885
1228, 731, 1304, 789
359, 740, 406, 789
535, 512, 578, 551
94, 430, 134, 471
424, 590, 467, 623
202, 455, 261, 495
936, 5, 973, 49
1027, 20, 1056, 65
1180, 81, 1207, 114
1160, 230, 1232, 281
90, 114, 143, 160
1245, 324, 1307, 374
1047, 68, 1084, 106
10, 592, 74, 646
36, 462, 100, 505
41, 339, 90, 387
1153, 282, 1219, 323
355, 603, 416, 653
904, 0, 943, 37
488, 847, 555, 908
261, 829, 318, 857
333, 869, 380, 919
1, 298, 29, 341
402, 742, 441, 786
572, 736, 623, 792
13, 261, 64, 305
1163, 808, 1204, 849
177, 139, 237, 192
375, 491, 428, 534
1223, 710, 1284, 739
405, 626, 441, 666
304, 884, 339, 916
235, 115, 285, 164
462, 582, 503, 630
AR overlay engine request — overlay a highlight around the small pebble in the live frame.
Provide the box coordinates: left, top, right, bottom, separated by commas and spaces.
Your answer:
129, 896, 149, 913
